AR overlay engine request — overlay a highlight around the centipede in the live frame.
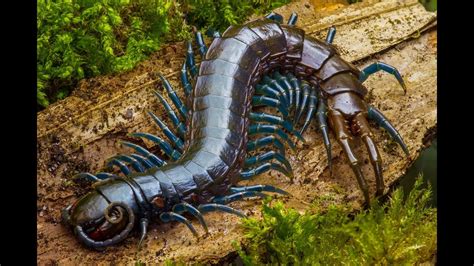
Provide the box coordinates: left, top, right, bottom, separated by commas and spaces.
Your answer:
61, 12, 409, 250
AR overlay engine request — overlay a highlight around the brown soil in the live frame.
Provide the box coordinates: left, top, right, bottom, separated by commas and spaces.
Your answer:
37, 1, 437, 265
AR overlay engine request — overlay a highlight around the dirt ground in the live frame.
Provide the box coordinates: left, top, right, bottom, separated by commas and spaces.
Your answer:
37, 0, 437, 264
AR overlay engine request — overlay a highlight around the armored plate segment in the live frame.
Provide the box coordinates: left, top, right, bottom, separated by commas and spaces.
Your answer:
199, 59, 253, 86
280, 25, 305, 60
299, 35, 337, 71
94, 179, 140, 213
162, 165, 198, 197
193, 74, 249, 104
316, 54, 360, 81
223, 25, 272, 61
320, 72, 368, 97
246, 19, 288, 58
132, 174, 163, 203
205, 37, 260, 76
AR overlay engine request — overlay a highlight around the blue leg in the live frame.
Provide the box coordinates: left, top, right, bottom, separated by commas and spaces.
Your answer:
120, 141, 166, 167
263, 75, 289, 107
265, 12, 283, 23
249, 112, 304, 141
212, 191, 268, 205
255, 84, 288, 109
72, 172, 100, 182
186, 41, 199, 78
153, 91, 187, 138
245, 150, 293, 175
159, 212, 199, 237
172, 202, 208, 233
130, 132, 182, 161
110, 154, 145, 172
252, 95, 289, 118
316, 99, 332, 173
107, 158, 131, 176
137, 218, 149, 249
130, 154, 154, 169
96, 172, 115, 180
300, 90, 318, 134
240, 162, 293, 179
367, 105, 409, 156
195, 31, 207, 58
180, 60, 193, 96
325, 26, 336, 44
158, 74, 188, 120
294, 82, 311, 125
286, 73, 301, 115
230, 185, 289, 195
249, 124, 296, 150
273, 71, 294, 107
198, 203, 245, 218
287, 12, 298, 26
247, 135, 286, 156
147, 111, 185, 151
359, 62, 407, 93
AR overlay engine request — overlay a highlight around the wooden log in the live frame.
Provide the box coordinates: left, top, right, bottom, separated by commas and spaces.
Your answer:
37, 0, 437, 264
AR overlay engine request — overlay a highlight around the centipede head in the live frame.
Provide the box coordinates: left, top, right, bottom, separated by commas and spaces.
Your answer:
61, 191, 136, 250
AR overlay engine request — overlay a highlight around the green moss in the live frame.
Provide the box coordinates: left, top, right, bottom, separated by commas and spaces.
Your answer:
37, 0, 291, 109
181, 0, 291, 33
236, 176, 437, 264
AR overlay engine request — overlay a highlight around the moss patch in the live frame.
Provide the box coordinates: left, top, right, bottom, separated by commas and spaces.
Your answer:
236, 177, 437, 264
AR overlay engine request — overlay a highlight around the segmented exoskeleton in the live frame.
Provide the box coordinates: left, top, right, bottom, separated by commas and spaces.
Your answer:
62, 12, 409, 250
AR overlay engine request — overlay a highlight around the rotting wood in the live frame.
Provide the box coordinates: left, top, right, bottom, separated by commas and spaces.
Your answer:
37, 0, 437, 264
